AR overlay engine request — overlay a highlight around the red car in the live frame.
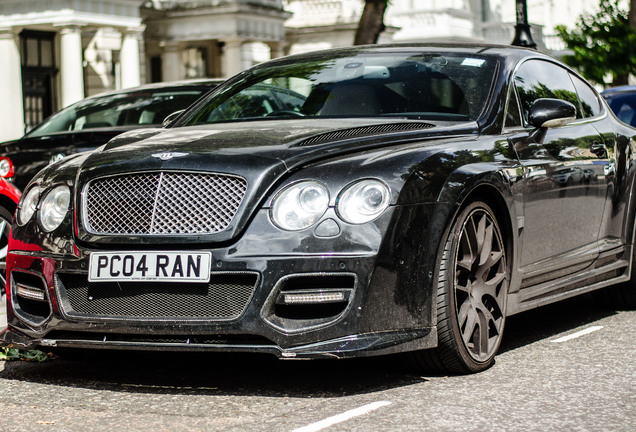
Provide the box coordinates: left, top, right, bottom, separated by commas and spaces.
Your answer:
0, 177, 20, 298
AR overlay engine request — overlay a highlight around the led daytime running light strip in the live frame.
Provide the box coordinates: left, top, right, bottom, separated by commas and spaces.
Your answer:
16, 286, 46, 301
283, 291, 346, 304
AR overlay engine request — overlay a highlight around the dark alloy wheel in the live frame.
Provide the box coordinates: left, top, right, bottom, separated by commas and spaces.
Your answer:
411, 201, 509, 374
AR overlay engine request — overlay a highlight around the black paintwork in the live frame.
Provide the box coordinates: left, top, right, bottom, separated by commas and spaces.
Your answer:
0, 129, 124, 191
2, 43, 636, 359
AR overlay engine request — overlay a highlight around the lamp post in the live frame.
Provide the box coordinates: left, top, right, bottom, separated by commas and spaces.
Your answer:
511, 0, 537, 48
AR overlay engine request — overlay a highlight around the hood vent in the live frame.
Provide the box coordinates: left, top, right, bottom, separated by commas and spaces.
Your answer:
297, 122, 435, 146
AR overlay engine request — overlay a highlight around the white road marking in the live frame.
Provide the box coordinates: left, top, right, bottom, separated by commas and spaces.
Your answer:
292, 401, 392, 432
551, 325, 604, 343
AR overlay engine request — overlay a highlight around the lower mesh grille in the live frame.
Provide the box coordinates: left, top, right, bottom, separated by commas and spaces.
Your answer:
56, 272, 259, 319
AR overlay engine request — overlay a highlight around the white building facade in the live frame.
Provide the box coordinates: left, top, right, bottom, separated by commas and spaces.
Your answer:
285, 0, 607, 55
0, 0, 290, 142
0, 0, 144, 141
0, 0, 621, 142
141, 0, 290, 82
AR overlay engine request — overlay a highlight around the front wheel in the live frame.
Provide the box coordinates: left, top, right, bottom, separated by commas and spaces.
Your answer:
410, 201, 509, 374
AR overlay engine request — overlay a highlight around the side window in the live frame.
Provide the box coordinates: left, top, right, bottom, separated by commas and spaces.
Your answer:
570, 74, 602, 118
504, 89, 522, 128
514, 59, 579, 125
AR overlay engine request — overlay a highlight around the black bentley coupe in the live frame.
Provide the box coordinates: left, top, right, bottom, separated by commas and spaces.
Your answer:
3, 44, 635, 374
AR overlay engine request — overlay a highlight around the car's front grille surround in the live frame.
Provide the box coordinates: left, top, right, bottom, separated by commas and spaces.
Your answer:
56, 272, 260, 320
82, 171, 247, 236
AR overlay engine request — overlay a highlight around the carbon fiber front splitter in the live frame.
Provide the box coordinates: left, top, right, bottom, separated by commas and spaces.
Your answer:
0, 326, 436, 359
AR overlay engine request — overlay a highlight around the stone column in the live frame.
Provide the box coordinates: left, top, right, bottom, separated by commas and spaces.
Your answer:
266, 41, 286, 59
120, 28, 143, 88
161, 41, 181, 82
220, 39, 244, 78
0, 28, 25, 140
59, 25, 85, 108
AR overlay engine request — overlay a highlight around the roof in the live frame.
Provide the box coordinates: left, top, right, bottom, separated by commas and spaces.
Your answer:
84, 78, 225, 100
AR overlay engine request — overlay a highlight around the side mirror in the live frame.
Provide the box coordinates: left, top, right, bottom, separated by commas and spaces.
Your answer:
162, 110, 185, 128
528, 98, 576, 129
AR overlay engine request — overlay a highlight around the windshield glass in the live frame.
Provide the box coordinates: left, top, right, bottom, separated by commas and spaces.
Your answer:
181, 51, 498, 125
27, 88, 211, 137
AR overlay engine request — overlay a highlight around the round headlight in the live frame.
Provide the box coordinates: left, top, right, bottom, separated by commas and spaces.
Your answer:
337, 179, 390, 224
17, 187, 40, 226
0, 157, 14, 178
38, 185, 71, 232
270, 181, 329, 231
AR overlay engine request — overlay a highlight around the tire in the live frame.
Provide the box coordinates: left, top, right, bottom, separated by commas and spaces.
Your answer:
0, 204, 13, 298
410, 201, 509, 374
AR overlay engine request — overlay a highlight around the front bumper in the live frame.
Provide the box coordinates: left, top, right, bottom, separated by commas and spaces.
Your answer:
1, 208, 438, 358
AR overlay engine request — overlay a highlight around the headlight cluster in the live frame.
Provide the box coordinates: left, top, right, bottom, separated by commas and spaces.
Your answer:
337, 180, 391, 224
270, 179, 390, 231
17, 185, 71, 232
0, 157, 14, 178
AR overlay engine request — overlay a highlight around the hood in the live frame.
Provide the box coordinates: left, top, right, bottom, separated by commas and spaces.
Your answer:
93, 118, 477, 170
72, 118, 478, 245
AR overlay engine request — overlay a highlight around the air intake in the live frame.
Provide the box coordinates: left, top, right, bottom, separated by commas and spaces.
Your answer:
297, 123, 434, 146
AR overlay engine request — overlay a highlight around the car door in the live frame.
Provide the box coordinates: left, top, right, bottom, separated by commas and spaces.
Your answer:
507, 59, 610, 283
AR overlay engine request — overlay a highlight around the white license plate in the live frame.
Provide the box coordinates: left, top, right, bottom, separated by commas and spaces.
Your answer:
88, 251, 212, 282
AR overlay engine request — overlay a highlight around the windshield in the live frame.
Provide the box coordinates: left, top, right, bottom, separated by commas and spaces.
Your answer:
180, 51, 498, 125
26, 88, 212, 137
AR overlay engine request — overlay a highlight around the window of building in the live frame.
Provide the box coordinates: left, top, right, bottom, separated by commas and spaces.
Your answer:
20, 30, 57, 133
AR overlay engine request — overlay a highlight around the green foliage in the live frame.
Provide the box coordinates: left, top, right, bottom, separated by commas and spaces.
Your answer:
0, 346, 50, 362
556, 0, 636, 86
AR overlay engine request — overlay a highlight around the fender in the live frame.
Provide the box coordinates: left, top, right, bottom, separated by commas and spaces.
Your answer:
0, 179, 21, 206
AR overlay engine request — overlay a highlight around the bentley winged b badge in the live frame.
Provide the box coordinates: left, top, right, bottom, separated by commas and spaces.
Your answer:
151, 152, 189, 161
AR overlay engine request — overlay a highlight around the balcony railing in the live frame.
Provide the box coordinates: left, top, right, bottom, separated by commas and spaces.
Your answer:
285, 0, 361, 27
0, 0, 141, 18
144, 0, 285, 10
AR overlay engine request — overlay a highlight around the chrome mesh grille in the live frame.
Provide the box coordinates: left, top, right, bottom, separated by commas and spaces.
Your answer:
83, 172, 247, 235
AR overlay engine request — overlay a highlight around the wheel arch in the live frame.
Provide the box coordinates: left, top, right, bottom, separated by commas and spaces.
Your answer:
404, 172, 517, 374
0, 193, 18, 219
438, 170, 517, 275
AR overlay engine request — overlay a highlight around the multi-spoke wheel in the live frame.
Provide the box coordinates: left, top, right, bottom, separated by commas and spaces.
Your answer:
411, 200, 509, 374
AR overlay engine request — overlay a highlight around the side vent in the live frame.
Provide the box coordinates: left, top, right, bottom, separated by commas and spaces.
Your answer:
263, 273, 356, 332
296, 123, 435, 146
11, 271, 51, 325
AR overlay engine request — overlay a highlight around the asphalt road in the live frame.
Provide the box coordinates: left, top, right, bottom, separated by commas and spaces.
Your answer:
0, 293, 634, 432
